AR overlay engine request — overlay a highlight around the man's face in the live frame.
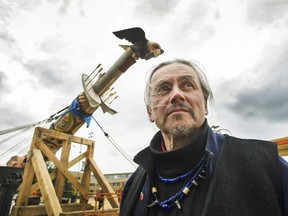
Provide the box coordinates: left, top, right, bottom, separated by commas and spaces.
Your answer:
147, 63, 208, 136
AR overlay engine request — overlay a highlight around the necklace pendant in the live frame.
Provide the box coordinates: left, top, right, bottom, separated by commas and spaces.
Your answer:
147, 199, 159, 207
199, 170, 206, 179
199, 174, 206, 179
183, 187, 190, 195
192, 180, 198, 186
174, 200, 181, 209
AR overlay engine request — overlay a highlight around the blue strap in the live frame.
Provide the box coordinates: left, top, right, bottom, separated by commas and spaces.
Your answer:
68, 98, 92, 127
53, 97, 92, 127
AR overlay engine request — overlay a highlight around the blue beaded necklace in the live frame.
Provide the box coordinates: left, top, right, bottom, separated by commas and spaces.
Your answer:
157, 167, 195, 183
148, 153, 208, 211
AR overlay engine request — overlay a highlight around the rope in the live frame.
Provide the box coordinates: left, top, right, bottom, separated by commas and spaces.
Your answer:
0, 104, 136, 169
106, 134, 137, 168
0, 126, 33, 145
0, 120, 52, 160
15, 142, 31, 156
0, 134, 33, 160
0, 106, 68, 136
0, 120, 44, 135
91, 116, 137, 168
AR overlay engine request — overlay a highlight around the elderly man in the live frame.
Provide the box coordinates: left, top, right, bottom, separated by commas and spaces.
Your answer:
120, 59, 288, 216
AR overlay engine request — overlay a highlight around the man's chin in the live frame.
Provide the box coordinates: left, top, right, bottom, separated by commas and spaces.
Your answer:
167, 125, 192, 136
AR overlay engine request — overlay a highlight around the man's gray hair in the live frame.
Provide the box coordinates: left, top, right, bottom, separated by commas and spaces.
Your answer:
144, 59, 214, 106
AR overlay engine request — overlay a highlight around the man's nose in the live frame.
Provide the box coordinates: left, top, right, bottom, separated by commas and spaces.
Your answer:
169, 86, 185, 104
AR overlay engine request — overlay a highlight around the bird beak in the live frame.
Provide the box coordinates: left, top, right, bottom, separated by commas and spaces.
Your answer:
145, 41, 164, 60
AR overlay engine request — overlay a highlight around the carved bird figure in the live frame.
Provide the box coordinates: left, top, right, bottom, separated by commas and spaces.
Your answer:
113, 27, 164, 60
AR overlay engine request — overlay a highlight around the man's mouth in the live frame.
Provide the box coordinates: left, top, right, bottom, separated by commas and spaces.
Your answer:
167, 107, 189, 116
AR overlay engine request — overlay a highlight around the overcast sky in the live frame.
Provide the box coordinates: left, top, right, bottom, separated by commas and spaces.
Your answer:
1, 0, 288, 174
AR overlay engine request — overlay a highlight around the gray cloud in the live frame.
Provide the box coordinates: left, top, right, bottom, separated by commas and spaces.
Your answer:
57, 0, 71, 15
216, 40, 288, 123
244, 0, 288, 28
0, 105, 37, 129
154, 1, 219, 53
0, 30, 15, 44
13, 1, 42, 11
0, 2, 16, 55
22, 59, 64, 88
0, 0, 42, 18
20, 59, 81, 104
0, 71, 9, 97
134, 0, 180, 15
175, 1, 219, 41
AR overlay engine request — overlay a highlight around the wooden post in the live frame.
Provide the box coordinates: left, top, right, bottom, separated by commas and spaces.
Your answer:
54, 138, 72, 202
11, 127, 118, 216
89, 158, 119, 208
80, 144, 93, 203
36, 139, 87, 195
13, 128, 41, 215
32, 148, 63, 216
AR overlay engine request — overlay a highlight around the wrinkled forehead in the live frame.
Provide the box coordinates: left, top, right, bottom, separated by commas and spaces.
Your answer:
150, 63, 199, 84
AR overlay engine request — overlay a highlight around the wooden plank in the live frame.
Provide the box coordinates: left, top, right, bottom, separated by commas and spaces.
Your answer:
70, 136, 94, 146
68, 152, 87, 168
14, 160, 34, 206
14, 127, 43, 209
37, 127, 94, 146
279, 149, 288, 156
80, 159, 92, 199
19, 152, 86, 194
88, 158, 119, 208
11, 203, 93, 216
36, 127, 70, 141
55, 138, 72, 200
273, 137, 288, 145
36, 140, 87, 195
277, 143, 288, 156
61, 209, 119, 216
30, 171, 57, 194
278, 144, 288, 150
32, 148, 63, 216
81, 145, 93, 198
13, 160, 35, 216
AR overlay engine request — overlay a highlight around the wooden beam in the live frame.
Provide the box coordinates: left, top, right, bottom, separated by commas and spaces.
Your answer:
32, 148, 63, 216
81, 145, 93, 199
55, 138, 72, 201
14, 159, 35, 210
18, 152, 87, 194
11, 203, 93, 216
36, 140, 87, 196
70, 136, 94, 146
88, 158, 119, 208
273, 137, 288, 156
279, 148, 288, 156
14, 127, 43, 208
68, 152, 87, 168
36, 127, 94, 146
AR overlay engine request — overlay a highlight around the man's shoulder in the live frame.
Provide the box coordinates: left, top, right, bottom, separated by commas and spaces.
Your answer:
223, 135, 277, 149
123, 166, 147, 192
221, 135, 279, 164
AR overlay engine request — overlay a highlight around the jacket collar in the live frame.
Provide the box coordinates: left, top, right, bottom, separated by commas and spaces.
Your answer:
134, 121, 225, 177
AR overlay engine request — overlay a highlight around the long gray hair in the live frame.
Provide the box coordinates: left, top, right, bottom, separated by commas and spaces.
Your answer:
144, 59, 214, 107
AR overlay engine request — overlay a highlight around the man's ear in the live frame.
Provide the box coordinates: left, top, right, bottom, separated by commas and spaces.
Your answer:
205, 101, 208, 115
146, 106, 154, 122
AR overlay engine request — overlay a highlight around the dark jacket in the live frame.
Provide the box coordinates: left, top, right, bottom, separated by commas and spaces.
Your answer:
120, 127, 288, 216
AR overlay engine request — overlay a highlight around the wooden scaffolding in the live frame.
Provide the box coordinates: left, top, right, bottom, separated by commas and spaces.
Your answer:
10, 127, 119, 216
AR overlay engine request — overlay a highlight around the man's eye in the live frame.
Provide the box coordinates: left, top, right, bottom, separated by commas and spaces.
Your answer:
155, 85, 171, 96
160, 86, 171, 91
182, 81, 194, 88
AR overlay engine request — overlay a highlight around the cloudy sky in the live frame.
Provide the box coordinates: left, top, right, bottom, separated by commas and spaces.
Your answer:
0, 0, 288, 174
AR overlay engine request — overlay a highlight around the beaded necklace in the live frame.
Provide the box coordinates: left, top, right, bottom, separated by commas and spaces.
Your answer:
157, 167, 195, 183
148, 153, 208, 211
